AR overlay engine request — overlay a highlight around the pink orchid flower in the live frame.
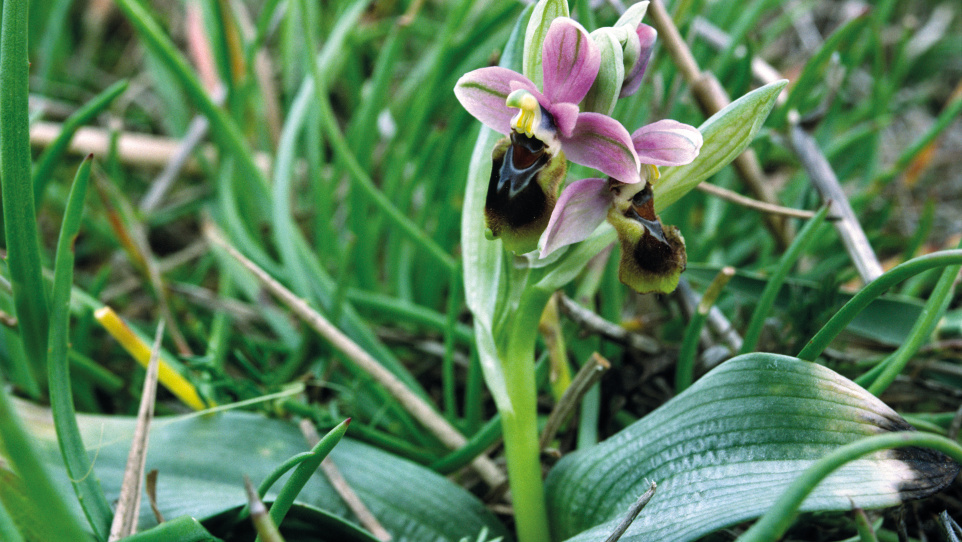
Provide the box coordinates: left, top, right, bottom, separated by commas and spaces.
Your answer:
454, 17, 641, 185
540, 119, 704, 258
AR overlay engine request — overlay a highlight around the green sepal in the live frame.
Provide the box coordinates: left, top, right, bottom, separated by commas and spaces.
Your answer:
582, 28, 624, 116
522, 0, 569, 89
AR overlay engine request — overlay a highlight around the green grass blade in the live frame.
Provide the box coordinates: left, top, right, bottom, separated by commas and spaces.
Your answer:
1, 0, 48, 398
773, 13, 871, 125
113, 0, 270, 196
0, 496, 25, 542
739, 204, 830, 354
258, 419, 350, 541
0, 386, 91, 541
32, 80, 128, 205
119, 516, 224, 542
859, 245, 962, 395
797, 249, 962, 361
47, 156, 113, 539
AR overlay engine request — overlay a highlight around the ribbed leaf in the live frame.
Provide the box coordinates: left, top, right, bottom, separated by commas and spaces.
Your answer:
654, 80, 787, 212
20, 406, 508, 541
545, 354, 958, 541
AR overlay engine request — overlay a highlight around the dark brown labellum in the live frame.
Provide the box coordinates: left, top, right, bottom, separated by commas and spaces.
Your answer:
484, 133, 566, 253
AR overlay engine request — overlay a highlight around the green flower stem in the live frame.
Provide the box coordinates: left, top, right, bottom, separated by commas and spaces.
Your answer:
859, 253, 961, 395
500, 288, 552, 542
797, 249, 962, 361
737, 432, 962, 542
740, 205, 829, 355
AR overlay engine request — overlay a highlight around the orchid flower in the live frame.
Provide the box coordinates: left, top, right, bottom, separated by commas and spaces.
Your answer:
454, 17, 641, 253
540, 119, 703, 293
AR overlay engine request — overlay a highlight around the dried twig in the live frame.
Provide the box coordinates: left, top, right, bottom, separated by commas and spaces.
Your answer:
689, 10, 885, 284
29, 120, 271, 173
109, 321, 164, 541
646, 0, 791, 248
787, 121, 884, 283
204, 220, 505, 488
603, 481, 658, 542
559, 294, 660, 354
300, 420, 392, 541
697, 182, 817, 219
678, 278, 743, 357
540, 353, 611, 450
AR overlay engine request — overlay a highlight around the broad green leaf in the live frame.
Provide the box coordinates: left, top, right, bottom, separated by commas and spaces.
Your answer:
685, 264, 925, 346
20, 406, 508, 541
522, 0, 569, 89
582, 28, 623, 116
654, 80, 788, 212
462, 5, 532, 412
545, 354, 958, 541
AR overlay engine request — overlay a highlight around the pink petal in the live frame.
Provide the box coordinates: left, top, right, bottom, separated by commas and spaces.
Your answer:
454, 67, 535, 135
562, 113, 641, 184
631, 119, 703, 166
547, 102, 580, 139
542, 18, 600, 106
620, 24, 657, 98
540, 178, 610, 257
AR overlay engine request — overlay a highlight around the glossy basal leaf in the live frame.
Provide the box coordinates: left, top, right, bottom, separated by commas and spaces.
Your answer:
545, 354, 958, 541
653, 80, 787, 212
19, 406, 508, 542
685, 264, 925, 346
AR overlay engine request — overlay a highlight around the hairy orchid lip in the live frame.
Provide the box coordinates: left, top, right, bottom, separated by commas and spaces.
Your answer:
492, 132, 551, 209
484, 134, 567, 254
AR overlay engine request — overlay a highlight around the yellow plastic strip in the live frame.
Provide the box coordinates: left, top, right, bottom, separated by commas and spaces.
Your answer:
94, 307, 210, 411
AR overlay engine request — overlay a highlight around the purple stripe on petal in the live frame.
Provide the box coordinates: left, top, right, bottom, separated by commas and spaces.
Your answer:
542, 18, 600, 106
562, 113, 641, 184
540, 178, 610, 257
455, 67, 535, 135
620, 24, 657, 98
631, 119, 703, 166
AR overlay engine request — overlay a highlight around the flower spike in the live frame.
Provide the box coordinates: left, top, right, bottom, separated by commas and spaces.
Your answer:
455, 15, 641, 253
